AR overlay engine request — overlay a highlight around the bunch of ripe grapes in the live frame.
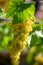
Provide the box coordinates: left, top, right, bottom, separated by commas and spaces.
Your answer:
9, 19, 33, 65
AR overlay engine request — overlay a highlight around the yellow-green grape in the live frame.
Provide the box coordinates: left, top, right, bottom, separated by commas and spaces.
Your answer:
35, 54, 43, 63
10, 52, 20, 65
9, 19, 33, 65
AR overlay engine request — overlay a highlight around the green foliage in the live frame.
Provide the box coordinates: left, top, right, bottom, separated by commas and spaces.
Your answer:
0, 9, 2, 13
30, 34, 43, 47
6, 0, 35, 24
38, 18, 43, 35
30, 22, 43, 47
0, 23, 14, 51
0, 8, 5, 18
30, 34, 38, 47
29, 23, 43, 35
6, 0, 25, 18
0, 8, 3, 17
41, 26, 43, 35
26, 21, 43, 64
13, 3, 35, 24
39, 18, 43, 23
12, 0, 25, 2
26, 46, 37, 63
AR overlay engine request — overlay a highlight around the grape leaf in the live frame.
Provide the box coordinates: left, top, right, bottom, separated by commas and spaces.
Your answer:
6, 1, 35, 24
30, 34, 38, 47
6, 0, 25, 18
13, 3, 35, 24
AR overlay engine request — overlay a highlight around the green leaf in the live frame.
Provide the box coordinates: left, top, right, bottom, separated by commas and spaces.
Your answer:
38, 45, 43, 54
30, 34, 38, 47
6, 0, 25, 18
12, 0, 25, 2
33, 24, 42, 31
26, 46, 37, 63
30, 33, 43, 46
13, 3, 35, 24
6, 1, 35, 24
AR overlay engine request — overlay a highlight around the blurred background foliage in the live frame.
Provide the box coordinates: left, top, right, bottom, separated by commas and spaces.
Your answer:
0, 0, 43, 65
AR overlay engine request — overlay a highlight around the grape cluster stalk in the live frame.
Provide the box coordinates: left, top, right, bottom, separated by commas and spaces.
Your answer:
9, 19, 33, 65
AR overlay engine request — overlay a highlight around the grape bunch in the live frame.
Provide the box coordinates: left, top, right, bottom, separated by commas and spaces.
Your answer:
9, 19, 33, 65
